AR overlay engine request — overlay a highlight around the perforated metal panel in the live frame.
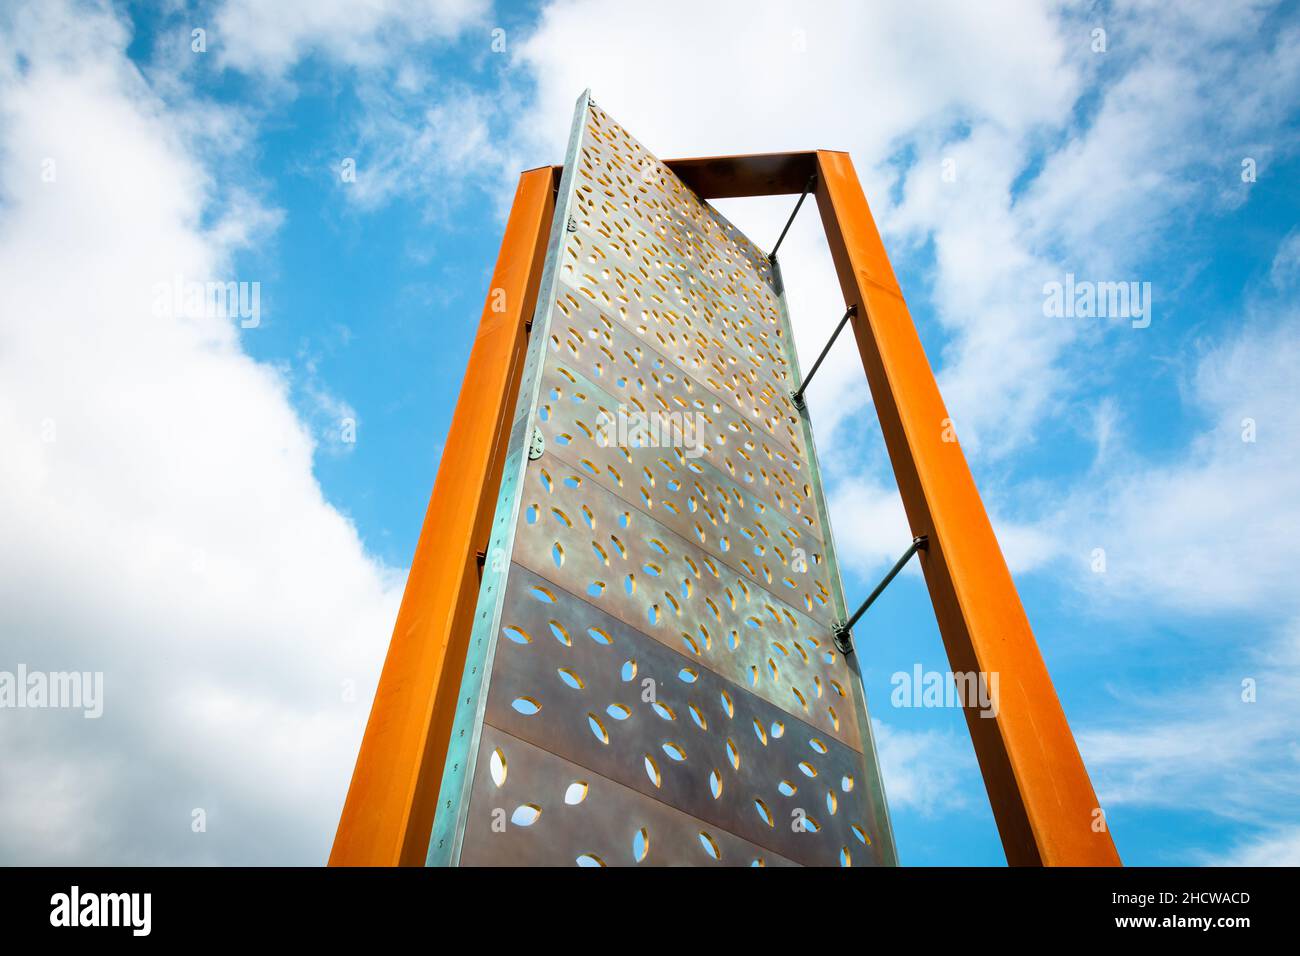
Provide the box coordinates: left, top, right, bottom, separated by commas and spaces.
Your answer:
428, 93, 895, 867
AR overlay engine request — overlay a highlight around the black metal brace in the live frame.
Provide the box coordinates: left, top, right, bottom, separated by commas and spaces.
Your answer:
791, 304, 857, 410
768, 173, 817, 262
833, 534, 929, 654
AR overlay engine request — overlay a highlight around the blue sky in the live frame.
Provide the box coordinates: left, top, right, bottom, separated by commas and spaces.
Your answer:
0, 0, 1297, 865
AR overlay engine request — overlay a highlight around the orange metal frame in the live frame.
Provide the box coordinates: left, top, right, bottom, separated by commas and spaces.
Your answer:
329, 167, 554, 866
331, 150, 1120, 867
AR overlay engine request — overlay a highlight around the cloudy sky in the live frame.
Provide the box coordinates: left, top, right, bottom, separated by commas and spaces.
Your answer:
0, 0, 1297, 866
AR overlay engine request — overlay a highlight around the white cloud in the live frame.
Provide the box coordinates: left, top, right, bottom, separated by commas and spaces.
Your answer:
894, 124, 1073, 457
515, 0, 1077, 162
192, 0, 516, 217
872, 719, 977, 818
1060, 312, 1300, 617
1204, 826, 1300, 866
512, 0, 1081, 456
1077, 621, 1300, 842
0, 1, 401, 863
1025, 237, 1300, 858
212, 0, 490, 79
340, 84, 515, 213
1269, 229, 1300, 287
826, 477, 912, 579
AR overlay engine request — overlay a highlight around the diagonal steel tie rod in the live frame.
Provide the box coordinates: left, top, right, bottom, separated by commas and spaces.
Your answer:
833, 535, 929, 654
791, 303, 857, 410
768, 173, 817, 262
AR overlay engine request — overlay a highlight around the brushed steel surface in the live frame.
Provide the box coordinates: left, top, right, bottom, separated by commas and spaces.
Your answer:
510, 457, 861, 750
553, 231, 802, 461
477, 565, 886, 866
441, 98, 893, 867
544, 284, 823, 542
532, 317, 837, 626
565, 114, 808, 469
462, 724, 798, 867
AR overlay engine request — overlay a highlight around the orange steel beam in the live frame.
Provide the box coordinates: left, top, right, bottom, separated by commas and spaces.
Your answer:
552, 152, 818, 199
665, 151, 818, 198
329, 167, 555, 866
811, 150, 1119, 866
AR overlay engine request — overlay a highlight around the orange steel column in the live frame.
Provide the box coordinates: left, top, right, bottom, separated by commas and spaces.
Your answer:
813, 150, 1120, 866
330, 168, 555, 866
